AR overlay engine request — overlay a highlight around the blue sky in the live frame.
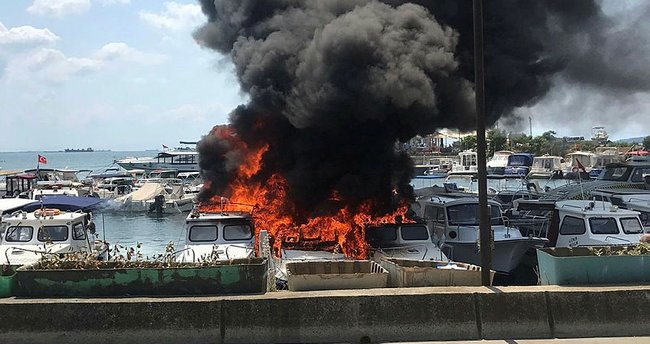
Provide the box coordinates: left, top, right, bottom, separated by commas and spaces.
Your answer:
1, 0, 648, 152
0, 0, 245, 151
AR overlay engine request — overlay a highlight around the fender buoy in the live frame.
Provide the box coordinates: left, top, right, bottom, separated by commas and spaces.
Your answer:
35, 208, 61, 217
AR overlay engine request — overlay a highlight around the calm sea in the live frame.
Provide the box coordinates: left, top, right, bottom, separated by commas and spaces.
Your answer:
0, 150, 185, 257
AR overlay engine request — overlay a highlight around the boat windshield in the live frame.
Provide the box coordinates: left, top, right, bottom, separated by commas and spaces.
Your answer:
38, 226, 69, 242
508, 155, 531, 167
596, 166, 632, 181
223, 224, 253, 241
400, 225, 429, 241
4, 226, 34, 242
446, 204, 503, 226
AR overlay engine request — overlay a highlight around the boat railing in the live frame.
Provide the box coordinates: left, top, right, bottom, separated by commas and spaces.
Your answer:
171, 247, 196, 263
4, 246, 54, 266
225, 244, 255, 260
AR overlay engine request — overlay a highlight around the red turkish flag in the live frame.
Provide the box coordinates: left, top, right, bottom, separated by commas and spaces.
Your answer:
38, 155, 47, 164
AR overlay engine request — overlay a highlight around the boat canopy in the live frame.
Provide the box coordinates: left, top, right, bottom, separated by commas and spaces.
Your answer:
22, 196, 104, 212
0, 199, 34, 214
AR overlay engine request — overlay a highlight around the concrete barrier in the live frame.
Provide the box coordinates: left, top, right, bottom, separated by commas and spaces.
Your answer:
0, 285, 648, 343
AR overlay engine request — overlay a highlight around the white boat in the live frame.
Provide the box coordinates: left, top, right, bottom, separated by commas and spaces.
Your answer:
116, 150, 199, 172
0, 199, 34, 215
527, 155, 565, 179
0, 209, 108, 266
550, 200, 645, 247
565, 151, 596, 173
448, 150, 478, 175
414, 196, 547, 273
487, 150, 513, 175
30, 181, 84, 200
366, 223, 448, 262
113, 179, 195, 214
590, 187, 650, 233
175, 207, 255, 263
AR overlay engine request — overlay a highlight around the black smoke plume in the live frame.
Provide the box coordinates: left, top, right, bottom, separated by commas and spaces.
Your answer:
193, 0, 626, 217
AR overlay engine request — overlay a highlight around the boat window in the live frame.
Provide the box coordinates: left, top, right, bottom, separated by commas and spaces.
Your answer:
72, 222, 86, 240
189, 225, 218, 242
400, 225, 429, 241
5, 226, 34, 242
365, 226, 397, 247
588, 217, 619, 235
423, 205, 436, 220
640, 212, 650, 227
223, 224, 253, 241
446, 204, 502, 226
620, 217, 644, 234
38, 226, 69, 242
630, 168, 650, 182
597, 166, 631, 181
560, 216, 586, 235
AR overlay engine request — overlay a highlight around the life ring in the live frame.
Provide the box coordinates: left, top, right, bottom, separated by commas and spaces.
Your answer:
35, 208, 61, 217
572, 166, 579, 173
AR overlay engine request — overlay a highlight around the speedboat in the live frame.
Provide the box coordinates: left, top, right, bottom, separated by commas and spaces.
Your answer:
487, 150, 513, 175
113, 179, 195, 214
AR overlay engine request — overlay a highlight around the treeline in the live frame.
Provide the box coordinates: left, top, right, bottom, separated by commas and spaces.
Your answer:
456, 130, 650, 157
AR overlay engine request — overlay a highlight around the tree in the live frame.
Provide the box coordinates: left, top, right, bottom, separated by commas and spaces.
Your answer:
458, 135, 477, 151
487, 129, 508, 157
644, 136, 650, 150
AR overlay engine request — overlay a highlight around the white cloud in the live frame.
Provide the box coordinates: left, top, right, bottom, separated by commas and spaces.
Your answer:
139, 2, 203, 32
2, 42, 164, 84
4, 48, 100, 83
0, 22, 59, 47
98, 0, 130, 5
93, 42, 167, 65
27, 0, 91, 17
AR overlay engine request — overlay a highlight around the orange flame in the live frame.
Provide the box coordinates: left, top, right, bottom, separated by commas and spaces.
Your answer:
198, 127, 411, 259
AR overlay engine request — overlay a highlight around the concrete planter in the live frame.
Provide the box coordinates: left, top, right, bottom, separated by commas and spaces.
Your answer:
379, 258, 492, 287
286, 260, 388, 291
14, 258, 267, 297
537, 247, 650, 285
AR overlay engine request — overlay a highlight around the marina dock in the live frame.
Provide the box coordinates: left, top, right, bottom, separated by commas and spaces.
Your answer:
0, 285, 648, 343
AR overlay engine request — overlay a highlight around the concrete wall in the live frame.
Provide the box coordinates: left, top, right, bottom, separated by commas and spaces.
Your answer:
0, 285, 648, 343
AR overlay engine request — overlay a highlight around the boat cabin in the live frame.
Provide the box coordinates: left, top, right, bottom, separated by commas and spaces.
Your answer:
365, 223, 448, 261
31, 181, 81, 200
567, 152, 596, 171
528, 155, 564, 179
505, 153, 534, 176
487, 150, 514, 174
3, 172, 37, 198
155, 151, 199, 170
450, 151, 478, 175
176, 210, 255, 263
591, 188, 650, 231
147, 169, 178, 179
413, 196, 546, 273
547, 200, 645, 247
0, 210, 103, 266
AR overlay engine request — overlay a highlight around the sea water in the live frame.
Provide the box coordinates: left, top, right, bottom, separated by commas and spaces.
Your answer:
0, 150, 185, 257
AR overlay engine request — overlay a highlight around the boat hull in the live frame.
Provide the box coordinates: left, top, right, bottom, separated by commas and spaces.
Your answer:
442, 238, 547, 273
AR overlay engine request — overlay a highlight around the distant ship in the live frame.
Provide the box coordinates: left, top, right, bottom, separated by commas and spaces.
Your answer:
64, 147, 94, 153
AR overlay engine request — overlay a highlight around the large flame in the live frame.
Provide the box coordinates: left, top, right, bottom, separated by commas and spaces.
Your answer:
198, 126, 411, 259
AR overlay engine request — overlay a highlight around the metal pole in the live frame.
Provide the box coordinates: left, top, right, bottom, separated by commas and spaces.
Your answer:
473, 0, 492, 286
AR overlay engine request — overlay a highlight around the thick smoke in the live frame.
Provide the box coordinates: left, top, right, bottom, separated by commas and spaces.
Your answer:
194, 0, 637, 217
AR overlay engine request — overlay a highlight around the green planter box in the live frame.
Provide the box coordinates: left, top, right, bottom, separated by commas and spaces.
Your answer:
537, 247, 650, 285
15, 258, 267, 297
0, 268, 16, 298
